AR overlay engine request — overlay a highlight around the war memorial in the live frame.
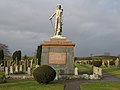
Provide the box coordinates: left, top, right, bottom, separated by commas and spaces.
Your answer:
0, 3, 120, 90
40, 5, 75, 74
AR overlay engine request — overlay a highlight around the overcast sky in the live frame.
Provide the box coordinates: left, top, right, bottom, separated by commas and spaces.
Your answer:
0, 0, 120, 56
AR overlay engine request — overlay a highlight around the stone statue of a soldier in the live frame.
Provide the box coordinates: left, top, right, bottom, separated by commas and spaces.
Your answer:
49, 5, 63, 36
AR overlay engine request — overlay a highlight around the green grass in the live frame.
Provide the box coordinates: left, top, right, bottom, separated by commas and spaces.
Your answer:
103, 66, 120, 78
74, 63, 91, 74
0, 80, 64, 90
0, 72, 5, 76
80, 82, 120, 90
83, 64, 93, 68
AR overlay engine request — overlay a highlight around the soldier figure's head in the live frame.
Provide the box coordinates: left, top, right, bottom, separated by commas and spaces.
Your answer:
57, 5, 61, 9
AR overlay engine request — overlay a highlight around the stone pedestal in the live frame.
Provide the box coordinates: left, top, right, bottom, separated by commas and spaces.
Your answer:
40, 37, 75, 74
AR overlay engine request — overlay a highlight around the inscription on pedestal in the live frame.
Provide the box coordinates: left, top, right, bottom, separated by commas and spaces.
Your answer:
49, 52, 66, 64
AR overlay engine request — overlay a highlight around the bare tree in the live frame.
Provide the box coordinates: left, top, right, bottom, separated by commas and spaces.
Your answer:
0, 43, 10, 56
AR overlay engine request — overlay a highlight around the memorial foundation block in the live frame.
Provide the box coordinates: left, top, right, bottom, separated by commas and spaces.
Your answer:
40, 37, 75, 74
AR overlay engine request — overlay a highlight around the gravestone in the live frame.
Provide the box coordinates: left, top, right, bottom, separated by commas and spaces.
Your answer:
39, 5, 75, 74
93, 66, 102, 77
20, 65, 23, 72
10, 66, 13, 74
30, 59, 33, 68
27, 67, 31, 75
15, 65, 18, 72
93, 66, 98, 75
115, 58, 119, 67
107, 60, 110, 67
74, 67, 78, 75
5, 67, 8, 75
102, 60, 105, 66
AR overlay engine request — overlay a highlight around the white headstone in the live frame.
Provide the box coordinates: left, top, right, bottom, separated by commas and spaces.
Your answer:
74, 67, 78, 75
93, 66, 102, 78
107, 60, 110, 67
10, 66, 13, 74
27, 67, 31, 75
30, 59, 33, 68
115, 58, 119, 67
5, 67, 8, 75
20, 65, 23, 72
55, 75, 58, 80
102, 60, 105, 66
93, 66, 99, 75
15, 65, 18, 72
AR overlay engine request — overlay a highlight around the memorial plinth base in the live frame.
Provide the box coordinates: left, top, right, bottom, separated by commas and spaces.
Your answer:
40, 37, 75, 74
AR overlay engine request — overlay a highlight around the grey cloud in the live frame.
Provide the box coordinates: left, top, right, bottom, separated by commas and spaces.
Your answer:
0, 0, 120, 56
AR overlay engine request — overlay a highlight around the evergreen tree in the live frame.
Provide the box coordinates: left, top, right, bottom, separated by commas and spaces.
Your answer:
12, 50, 21, 61
36, 45, 42, 65
0, 50, 4, 61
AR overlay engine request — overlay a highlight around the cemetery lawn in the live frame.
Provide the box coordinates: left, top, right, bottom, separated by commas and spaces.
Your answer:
0, 72, 4, 76
74, 63, 90, 74
80, 82, 120, 90
103, 66, 120, 78
0, 80, 64, 90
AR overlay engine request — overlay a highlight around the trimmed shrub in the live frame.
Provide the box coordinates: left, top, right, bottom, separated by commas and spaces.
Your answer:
33, 65, 56, 84
93, 60, 102, 67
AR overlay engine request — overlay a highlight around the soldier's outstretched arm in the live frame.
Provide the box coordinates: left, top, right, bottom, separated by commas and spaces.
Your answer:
49, 12, 56, 20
